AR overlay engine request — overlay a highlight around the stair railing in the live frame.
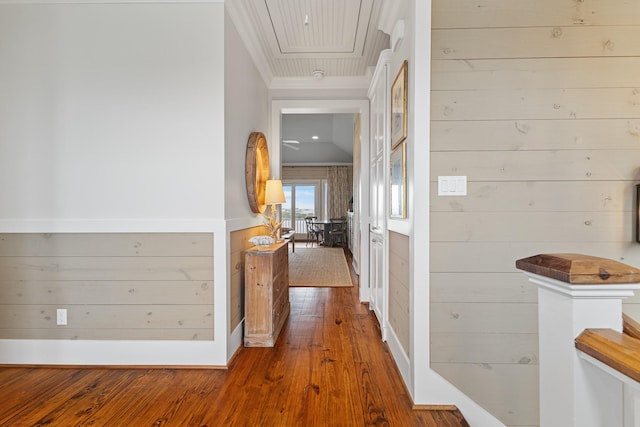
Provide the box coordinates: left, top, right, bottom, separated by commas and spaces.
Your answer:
516, 253, 640, 427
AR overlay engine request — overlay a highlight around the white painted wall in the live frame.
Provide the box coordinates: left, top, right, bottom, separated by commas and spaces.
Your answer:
223, 6, 270, 359
0, 3, 225, 221
224, 8, 270, 221
0, 2, 231, 366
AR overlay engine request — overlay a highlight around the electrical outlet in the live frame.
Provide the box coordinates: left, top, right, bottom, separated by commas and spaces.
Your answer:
56, 309, 67, 326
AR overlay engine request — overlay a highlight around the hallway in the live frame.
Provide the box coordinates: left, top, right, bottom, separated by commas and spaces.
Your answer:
0, 262, 467, 426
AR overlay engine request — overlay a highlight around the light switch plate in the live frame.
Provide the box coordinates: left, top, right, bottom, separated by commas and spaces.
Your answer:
438, 176, 467, 196
56, 309, 67, 326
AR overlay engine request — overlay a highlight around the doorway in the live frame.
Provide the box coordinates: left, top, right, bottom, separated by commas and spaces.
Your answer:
270, 99, 370, 303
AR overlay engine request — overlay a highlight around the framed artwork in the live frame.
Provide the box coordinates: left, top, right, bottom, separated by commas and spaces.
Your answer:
390, 60, 408, 149
389, 143, 406, 219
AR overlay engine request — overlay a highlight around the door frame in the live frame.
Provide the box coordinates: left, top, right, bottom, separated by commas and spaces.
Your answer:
270, 99, 371, 302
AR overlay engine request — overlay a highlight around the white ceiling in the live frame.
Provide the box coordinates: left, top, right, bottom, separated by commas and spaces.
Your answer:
227, 0, 390, 84
281, 113, 354, 166
227, 0, 392, 165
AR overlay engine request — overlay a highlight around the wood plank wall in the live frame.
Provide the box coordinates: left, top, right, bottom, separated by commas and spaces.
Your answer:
430, 1, 640, 426
229, 226, 265, 333
0, 233, 214, 340
388, 231, 409, 354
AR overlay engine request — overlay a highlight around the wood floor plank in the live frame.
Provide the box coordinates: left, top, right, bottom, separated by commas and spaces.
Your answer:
0, 248, 468, 426
30, 369, 149, 426
72, 370, 153, 425
0, 369, 103, 425
111, 370, 215, 426
0, 369, 57, 423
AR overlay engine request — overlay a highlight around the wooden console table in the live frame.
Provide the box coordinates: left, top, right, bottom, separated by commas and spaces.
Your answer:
244, 240, 290, 347
281, 227, 295, 252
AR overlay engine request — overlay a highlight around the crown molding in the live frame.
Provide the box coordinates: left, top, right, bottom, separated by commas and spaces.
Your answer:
225, 0, 274, 87
377, 0, 403, 36
269, 75, 371, 91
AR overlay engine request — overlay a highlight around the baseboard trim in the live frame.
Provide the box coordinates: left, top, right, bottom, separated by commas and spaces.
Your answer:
0, 339, 227, 366
386, 325, 410, 387
413, 404, 459, 411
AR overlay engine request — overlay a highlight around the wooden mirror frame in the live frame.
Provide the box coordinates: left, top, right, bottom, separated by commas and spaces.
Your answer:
245, 132, 271, 214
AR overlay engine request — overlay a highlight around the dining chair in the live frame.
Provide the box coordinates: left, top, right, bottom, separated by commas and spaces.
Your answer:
304, 216, 322, 246
328, 217, 348, 247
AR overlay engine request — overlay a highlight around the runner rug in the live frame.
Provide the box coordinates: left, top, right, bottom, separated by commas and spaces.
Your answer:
288, 247, 353, 287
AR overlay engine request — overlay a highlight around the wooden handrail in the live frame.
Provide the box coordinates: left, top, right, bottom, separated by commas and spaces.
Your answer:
623, 313, 640, 340
518, 253, 640, 425
575, 329, 640, 383
516, 253, 640, 284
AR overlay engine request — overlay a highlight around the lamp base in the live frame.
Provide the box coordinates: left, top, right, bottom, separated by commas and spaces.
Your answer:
262, 205, 282, 243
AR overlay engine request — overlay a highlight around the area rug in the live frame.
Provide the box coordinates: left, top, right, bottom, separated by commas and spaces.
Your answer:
289, 247, 353, 287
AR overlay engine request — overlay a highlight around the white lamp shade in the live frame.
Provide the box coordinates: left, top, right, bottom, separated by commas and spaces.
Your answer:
265, 180, 286, 205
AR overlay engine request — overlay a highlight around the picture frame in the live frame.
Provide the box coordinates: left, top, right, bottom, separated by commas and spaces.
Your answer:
390, 60, 408, 149
389, 143, 406, 219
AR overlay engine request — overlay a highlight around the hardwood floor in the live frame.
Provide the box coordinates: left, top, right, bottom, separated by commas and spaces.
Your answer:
0, 249, 468, 426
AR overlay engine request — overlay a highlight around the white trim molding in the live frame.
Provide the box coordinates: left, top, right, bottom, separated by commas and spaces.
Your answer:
0, 340, 227, 366
525, 273, 640, 299
270, 76, 371, 92
0, 218, 225, 233
225, 0, 274, 87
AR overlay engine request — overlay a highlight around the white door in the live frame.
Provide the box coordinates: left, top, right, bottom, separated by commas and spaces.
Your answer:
369, 156, 386, 339
370, 229, 384, 324
368, 59, 389, 339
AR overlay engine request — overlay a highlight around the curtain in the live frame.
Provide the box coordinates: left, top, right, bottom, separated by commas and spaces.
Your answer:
327, 166, 352, 219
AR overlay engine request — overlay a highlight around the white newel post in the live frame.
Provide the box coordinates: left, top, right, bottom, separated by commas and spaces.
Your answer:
516, 254, 640, 427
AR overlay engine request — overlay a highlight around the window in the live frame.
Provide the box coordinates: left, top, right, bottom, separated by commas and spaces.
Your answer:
282, 181, 324, 233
